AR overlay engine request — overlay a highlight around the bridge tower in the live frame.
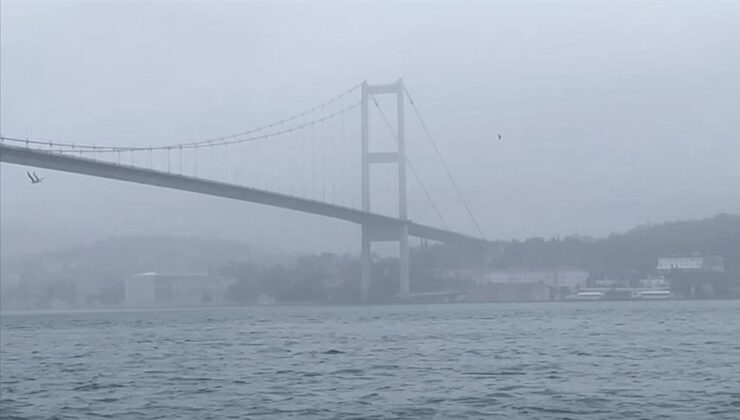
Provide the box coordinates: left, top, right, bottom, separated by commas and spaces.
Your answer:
360, 79, 410, 302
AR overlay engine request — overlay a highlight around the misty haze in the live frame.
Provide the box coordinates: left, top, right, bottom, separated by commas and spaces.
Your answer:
1, 1, 739, 419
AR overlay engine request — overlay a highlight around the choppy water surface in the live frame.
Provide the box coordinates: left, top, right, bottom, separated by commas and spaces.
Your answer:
1, 301, 739, 419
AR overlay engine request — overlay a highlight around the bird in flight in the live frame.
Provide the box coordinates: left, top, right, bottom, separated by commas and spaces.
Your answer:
497, 134, 502, 141
26, 171, 45, 184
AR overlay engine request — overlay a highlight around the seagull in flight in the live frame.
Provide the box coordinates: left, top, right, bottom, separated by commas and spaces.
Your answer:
26, 171, 45, 184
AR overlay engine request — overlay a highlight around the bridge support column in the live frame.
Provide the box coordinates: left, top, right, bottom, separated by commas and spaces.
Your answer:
399, 224, 410, 300
359, 78, 409, 302
360, 223, 410, 302
361, 225, 372, 302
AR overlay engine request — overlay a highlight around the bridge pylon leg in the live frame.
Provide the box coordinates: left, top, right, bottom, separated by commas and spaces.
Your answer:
399, 224, 410, 300
361, 225, 372, 302
360, 222, 410, 302
359, 79, 411, 303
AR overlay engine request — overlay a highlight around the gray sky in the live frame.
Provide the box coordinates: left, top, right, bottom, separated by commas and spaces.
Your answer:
2, 0, 739, 257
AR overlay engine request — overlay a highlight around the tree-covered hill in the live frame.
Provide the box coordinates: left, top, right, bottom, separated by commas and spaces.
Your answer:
422, 214, 740, 279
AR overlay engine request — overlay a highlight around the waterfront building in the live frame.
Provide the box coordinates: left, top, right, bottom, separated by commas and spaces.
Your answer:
466, 267, 589, 302
639, 277, 670, 289
124, 272, 231, 307
484, 267, 589, 290
469, 281, 551, 302
657, 256, 725, 273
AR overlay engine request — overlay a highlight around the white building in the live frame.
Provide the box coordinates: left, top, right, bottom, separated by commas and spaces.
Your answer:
124, 272, 158, 306
484, 268, 589, 290
656, 256, 724, 273
124, 272, 231, 307
592, 278, 628, 288
639, 277, 670, 289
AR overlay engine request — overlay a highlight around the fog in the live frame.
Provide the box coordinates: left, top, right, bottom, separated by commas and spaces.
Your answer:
2, 4, 740, 417
2, 1, 739, 258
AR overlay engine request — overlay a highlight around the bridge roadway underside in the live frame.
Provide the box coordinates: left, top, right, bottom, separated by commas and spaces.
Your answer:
1, 144, 491, 248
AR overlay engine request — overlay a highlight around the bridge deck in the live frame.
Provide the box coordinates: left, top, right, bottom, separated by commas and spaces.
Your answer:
1, 144, 491, 247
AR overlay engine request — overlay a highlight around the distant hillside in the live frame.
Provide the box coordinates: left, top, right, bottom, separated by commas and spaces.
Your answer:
3, 214, 738, 288
488, 213, 740, 276
0, 236, 289, 285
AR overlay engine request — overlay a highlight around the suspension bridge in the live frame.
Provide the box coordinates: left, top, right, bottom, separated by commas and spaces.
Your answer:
0, 79, 493, 301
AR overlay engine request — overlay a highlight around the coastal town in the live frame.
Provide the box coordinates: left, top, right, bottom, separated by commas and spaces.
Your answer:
2, 215, 738, 310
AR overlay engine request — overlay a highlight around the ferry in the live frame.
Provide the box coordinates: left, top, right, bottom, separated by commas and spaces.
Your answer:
566, 289, 673, 301
573, 291, 606, 300
631, 290, 673, 300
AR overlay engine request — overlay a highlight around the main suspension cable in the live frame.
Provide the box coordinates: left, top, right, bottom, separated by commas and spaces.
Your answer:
1, 101, 360, 154
403, 86, 486, 239
371, 97, 449, 230
0, 83, 361, 153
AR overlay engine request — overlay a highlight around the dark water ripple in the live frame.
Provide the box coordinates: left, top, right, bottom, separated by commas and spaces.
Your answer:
1, 301, 739, 419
